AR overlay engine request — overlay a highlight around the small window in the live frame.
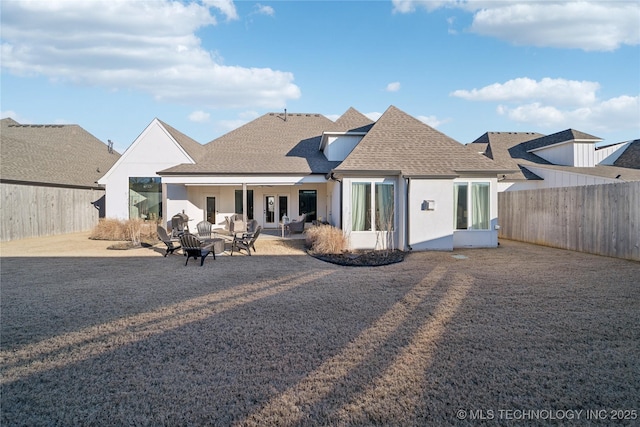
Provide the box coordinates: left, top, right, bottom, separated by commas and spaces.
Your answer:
352, 183, 371, 231
375, 183, 394, 231
454, 182, 490, 230
129, 177, 162, 220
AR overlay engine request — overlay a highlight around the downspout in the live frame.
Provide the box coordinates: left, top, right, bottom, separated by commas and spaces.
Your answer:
406, 177, 412, 251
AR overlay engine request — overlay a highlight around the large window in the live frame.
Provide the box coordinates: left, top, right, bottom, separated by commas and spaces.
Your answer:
129, 177, 162, 220
454, 182, 490, 230
235, 190, 254, 220
352, 182, 395, 232
299, 190, 317, 222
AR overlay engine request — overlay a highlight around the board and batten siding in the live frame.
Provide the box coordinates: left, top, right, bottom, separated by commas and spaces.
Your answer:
1, 183, 103, 242
498, 181, 639, 261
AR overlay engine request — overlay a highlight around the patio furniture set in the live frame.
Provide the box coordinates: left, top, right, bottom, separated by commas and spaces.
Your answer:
157, 215, 265, 266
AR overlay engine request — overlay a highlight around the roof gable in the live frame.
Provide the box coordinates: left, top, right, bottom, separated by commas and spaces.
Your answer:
334, 106, 511, 176
161, 112, 339, 175
1, 119, 120, 188
333, 107, 374, 133
98, 118, 202, 184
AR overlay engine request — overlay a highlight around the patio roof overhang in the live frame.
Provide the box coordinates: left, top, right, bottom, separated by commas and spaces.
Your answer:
160, 174, 329, 186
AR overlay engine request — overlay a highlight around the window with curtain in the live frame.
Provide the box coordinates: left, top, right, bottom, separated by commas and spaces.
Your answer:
471, 182, 490, 229
454, 183, 468, 230
352, 183, 371, 231
454, 182, 490, 230
375, 183, 394, 231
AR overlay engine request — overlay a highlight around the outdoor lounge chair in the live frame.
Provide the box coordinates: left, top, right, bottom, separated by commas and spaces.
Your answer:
157, 225, 181, 257
179, 233, 216, 266
196, 220, 214, 240
284, 214, 306, 235
231, 226, 262, 256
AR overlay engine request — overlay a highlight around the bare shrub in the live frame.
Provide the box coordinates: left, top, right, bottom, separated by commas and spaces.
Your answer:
305, 224, 348, 254
90, 218, 158, 243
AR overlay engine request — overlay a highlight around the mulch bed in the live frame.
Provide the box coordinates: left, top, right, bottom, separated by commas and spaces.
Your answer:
308, 249, 406, 266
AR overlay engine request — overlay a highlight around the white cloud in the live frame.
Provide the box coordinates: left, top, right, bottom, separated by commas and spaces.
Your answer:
386, 82, 401, 92
417, 115, 449, 128
1, 110, 31, 123
456, 77, 639, 133
188, 110, 210, 123
497, 95, 640, 132
202, 0, 239, 21
0, 1, 300, 109
392, 1, 640, 51
254, 4, 275, 17
215, 110, 260, 134
451, 78, 600, 106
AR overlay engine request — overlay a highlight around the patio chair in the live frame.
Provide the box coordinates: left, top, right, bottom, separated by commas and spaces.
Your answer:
284, 214, 307, 235
179, 233, 216, 266
231, 226, 262, 256
157, 225, 181, 257
246, 219, 258, 233
196, 220, 214, 240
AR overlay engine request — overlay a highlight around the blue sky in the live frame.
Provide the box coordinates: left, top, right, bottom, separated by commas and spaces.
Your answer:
2, 0, 639, 154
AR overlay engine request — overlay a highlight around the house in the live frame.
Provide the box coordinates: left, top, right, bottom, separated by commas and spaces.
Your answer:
468, 129, 640, 191
0, 118, 120, 241
99, 106, 515, 251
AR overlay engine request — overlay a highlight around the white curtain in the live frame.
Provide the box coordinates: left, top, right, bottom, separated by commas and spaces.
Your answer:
375, 183, 394, 231
471, 183, 490, 229
352, 183, 370, 231
454, 183, 467, 230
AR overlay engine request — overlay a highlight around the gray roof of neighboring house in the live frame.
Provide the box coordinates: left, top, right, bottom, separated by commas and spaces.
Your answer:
520, 128, 602, 152
470, 131, 640, 182
525, 163, 640, 181
160, 112, 340, 175
157, 119, 206, 162
613, 140, 640, 169
333, 106, 514, 177
469, 132, 547, 181
1, 118, 120, 188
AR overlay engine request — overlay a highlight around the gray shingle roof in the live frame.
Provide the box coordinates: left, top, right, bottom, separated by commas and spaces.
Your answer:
613, 140, 640, 169
521, 128, 602, 152
333, 107, 374, 132
160, 112, 339, 175
1, 118, 120, 188
157, 119, 205, 162
333, 106, 514, 177
469, 132, 547, 181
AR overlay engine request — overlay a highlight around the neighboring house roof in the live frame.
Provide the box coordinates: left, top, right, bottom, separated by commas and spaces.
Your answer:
0, 118, 120, 188
470, 130, 640, 183
469, 132, 547, 181
157, 119, 206, 162
332, 107, 374, 132
161, 112, 340, 175
521, 128, 602, 152
525, 163, 640, 181
333, 106, 514, 177
613, 140, 640, 169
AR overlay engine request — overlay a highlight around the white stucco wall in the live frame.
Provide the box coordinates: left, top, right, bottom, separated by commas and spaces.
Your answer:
323, 134, 364, 161
407, 179, 454, 251
99, 120, 196, 219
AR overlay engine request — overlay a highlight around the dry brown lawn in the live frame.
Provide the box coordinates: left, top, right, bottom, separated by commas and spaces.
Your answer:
1, 233, 639, 426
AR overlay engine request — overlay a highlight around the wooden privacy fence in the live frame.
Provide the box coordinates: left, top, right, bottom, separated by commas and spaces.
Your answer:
498, 181, 640, 261
1, 183, 104, 242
